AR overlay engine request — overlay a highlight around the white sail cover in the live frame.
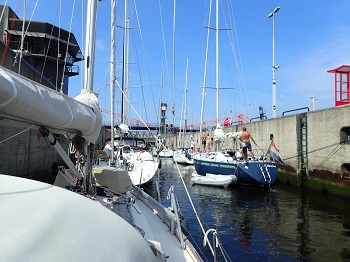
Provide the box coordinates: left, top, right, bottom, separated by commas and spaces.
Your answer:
0, 174, 159, 262
119, 123, 130, 134
213, 125, 225, 141
213, 124, 241, 141
0, 66, 102, 143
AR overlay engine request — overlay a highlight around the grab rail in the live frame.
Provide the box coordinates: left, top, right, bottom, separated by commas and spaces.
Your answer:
131, 184, 185, 249
282, 107, 309, 116
168, 185, 186, 249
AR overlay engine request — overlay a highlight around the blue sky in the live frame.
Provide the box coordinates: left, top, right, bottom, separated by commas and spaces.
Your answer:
3, 0, 350, 128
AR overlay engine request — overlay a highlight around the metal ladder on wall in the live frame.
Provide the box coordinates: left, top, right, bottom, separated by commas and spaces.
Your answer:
297, 113, 309, 185
260, 164, 272, 183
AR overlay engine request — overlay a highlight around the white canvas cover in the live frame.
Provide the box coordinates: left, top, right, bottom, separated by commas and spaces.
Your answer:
0, 174, 159, 262
0, 66, 102, 143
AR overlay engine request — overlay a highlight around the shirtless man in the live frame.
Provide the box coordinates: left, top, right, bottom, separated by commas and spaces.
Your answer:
237, 127, 257, 161
201, 133, 206, 151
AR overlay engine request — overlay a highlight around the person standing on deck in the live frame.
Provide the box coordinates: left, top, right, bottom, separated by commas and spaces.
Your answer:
201, 133, 206, 151
104, 141, 112, 158
190, 137, 195, 151
237, 127, 257, 161
206, 133, 211, 152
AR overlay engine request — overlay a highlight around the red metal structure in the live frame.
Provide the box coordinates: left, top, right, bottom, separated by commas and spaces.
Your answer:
327, 65, 350, 107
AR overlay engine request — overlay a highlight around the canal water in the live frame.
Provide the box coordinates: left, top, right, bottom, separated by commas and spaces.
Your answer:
144, 158, 350, 262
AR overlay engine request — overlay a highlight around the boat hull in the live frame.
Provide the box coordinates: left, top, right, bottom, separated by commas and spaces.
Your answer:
191, 173, 236, 187
111, 143, 159, 186
173, 150, 194, 165
193, 158, 278, 185
153, 147, 173, 158
159, 150, 173, 158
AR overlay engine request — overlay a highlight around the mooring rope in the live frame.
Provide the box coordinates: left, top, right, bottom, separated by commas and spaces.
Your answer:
315, 143, 345, 169
281, 141, 342, 162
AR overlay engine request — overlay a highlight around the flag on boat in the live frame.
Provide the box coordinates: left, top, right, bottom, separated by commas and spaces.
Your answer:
267, 140, 286, 165
223, 117, 230, 127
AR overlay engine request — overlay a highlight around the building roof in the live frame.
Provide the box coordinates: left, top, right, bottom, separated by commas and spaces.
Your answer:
7, 18, 83, 60
327, 65, 350, 73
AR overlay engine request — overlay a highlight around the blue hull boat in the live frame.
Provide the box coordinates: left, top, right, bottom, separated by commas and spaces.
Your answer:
193, 153, 278, 185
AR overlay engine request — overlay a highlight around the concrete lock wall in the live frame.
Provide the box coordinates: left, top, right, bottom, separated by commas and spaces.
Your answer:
165, 105, 350, 195
310, 107, 350, 171
0, 122, 67, 184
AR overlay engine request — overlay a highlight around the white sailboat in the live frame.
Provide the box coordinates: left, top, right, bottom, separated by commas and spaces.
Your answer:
193, 0, 278, 186
112, 133, 160, 185
157, 145, 174, 158
109, 0, 159, 185
0, 1, 205, 260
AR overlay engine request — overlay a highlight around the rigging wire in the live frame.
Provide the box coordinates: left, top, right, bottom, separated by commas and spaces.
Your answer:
59, 0, 76, 93
17, 0, 26, 74
115, 79, 232, 259
157, 0, 170, 107
95, 65, 112, 93
39, 11, 58, 85
131, 26, 149, 125
55, 0, 61, 90
199, 0, 212, 140
1, 0, 21, 66
222, 0, 249, 119
0, 0, 9, 23
0, 124, 34, 144
172, 159, 231, 261
18, 0, 39, 74
132, 0, 158, 128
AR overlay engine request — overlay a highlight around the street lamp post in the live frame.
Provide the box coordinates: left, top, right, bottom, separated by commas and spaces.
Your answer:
310, 96, 318, 111
268, 6, 280, 118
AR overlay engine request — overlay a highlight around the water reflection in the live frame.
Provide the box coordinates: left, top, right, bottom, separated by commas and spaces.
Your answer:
142, 159, 350, 261
296, 190, 313, 261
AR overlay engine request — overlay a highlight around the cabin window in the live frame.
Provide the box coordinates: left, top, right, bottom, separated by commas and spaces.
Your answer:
340, 127, 350, 144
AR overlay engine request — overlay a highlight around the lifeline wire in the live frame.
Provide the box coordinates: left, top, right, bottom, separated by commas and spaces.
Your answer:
0, 125, 34, 144
116, 73, 231, 261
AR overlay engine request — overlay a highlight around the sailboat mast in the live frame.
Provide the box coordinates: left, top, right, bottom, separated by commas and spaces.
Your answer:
184, 57, 189, 137
199, 0, 212, 139
125, 18, 130, 125
179, 58, 189, 148
84, 0, 98, 92
215, 0, 219, 126
110, 0, 116, 162
83, 0, 100, 189
171, 0, 176, 133
122, 0, 128, 125
159, 61, 164, 135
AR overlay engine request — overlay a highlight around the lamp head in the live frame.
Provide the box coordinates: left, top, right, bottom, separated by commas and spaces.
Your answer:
274, 6, 281, 13
268, 6, 280, 18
